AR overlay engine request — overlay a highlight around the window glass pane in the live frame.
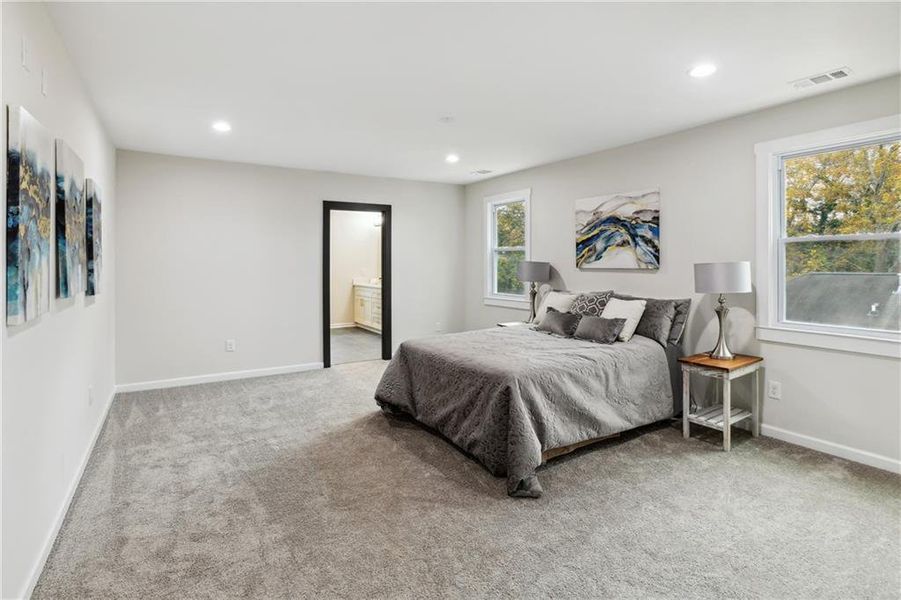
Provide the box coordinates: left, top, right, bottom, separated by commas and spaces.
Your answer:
495, 201, 526, 247
784, 140, 900, 237
785, 239, 900, 331
495, 250, 525, 295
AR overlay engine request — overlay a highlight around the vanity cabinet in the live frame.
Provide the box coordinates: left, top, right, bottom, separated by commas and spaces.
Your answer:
353, 285, 382, 333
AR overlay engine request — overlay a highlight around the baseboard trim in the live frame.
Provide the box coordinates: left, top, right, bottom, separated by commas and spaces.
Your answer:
116, 362, 324, 393
21, 389, 116, 600
329, 323, 356, 329
761, 424, 901, 474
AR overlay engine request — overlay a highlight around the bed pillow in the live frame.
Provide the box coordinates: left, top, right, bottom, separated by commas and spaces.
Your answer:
613, 293, 690, 345
534, 291, 578, 324
574, 316, 626, 344
570, 290, 614, 318
612, 293, 676, 347
535, 307, 581, 337
600, 297, 647, 342
668, 298, 692, 344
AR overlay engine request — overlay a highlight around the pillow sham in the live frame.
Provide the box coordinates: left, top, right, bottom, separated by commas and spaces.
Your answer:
570, 290, 614, 318
668, 299, 692, 343
613, 293, 691, 345
534, 291, 578, 324
574, 316, 626, 344
600, 297, 647, 342
535, 307, 581, 337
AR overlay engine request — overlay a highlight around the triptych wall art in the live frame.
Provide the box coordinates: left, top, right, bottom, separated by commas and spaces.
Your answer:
85, 179, 102, 296
55, 139, 86, 298
6, 105, 103, 326
574, 188, 660, 270
6, 106, 54, 325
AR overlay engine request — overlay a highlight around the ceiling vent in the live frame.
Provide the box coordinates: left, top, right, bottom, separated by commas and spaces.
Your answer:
470, 169, 493, 176
791, 67, 852, 89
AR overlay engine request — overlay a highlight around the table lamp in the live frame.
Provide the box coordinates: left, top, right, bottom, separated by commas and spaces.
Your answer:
694, 261, 752, 360
517, 261, 551, 322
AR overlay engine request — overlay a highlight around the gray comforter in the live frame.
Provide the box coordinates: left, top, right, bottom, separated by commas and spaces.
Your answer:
374, 326, 675, 497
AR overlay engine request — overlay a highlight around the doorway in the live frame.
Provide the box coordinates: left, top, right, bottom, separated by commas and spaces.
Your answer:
322, 201, 391, 368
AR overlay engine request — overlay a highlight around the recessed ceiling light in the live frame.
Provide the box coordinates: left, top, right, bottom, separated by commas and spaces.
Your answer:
211, 120, 232, 133
688, 63, 717, 78
445, 153, 460, 164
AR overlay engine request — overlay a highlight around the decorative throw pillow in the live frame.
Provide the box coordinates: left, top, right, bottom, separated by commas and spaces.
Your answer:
536, 307, 581, 337
668, 299, 692, 344
533, 291, 578, 324
570, 290, 614, 318
613, 293, 690, 345
574, 316, 626, 344
600, 297, 647, 342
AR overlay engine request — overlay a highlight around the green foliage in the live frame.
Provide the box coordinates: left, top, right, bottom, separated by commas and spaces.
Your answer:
784, 141, 900, 278
496, 250, 525, 295
496, 202, 525, 247
495, 202, 527, 295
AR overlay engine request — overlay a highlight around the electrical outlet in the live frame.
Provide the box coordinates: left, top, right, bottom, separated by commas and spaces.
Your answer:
225, 339, 236, 352
767, 380, 782, 400
435, 321, 443, 332
87, 385, 94, 407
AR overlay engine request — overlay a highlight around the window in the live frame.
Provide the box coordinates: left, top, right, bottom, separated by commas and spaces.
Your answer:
756, 115, 901, 358
484, 189, 531, 308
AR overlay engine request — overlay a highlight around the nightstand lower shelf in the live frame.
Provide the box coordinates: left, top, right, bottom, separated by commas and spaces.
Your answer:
687, 405, 752, 432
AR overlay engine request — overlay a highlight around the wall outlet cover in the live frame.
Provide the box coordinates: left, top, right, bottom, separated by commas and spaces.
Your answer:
225, 339, 237, 352
767, 380, 783, 400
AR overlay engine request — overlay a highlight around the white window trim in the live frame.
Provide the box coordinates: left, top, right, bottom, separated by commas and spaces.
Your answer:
484, 189, 531, 309
754, 114, 901, 359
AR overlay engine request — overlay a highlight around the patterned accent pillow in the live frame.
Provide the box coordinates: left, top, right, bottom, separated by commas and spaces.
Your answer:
570, 290, 614, 318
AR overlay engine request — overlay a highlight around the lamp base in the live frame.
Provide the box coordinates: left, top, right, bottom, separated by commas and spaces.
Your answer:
707, 294, 736, 360
528, 282, 538, 323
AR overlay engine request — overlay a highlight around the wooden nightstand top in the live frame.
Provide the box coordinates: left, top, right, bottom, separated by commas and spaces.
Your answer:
678, 353, 763, 371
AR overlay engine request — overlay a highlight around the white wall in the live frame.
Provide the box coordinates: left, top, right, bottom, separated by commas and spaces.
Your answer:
463, 76, 901, 469
115, 150, 464, 386
330, 210, 381, 326
1, 3, 118, 598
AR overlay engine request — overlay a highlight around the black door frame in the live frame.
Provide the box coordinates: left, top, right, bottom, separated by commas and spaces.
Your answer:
322, 201, 392, 368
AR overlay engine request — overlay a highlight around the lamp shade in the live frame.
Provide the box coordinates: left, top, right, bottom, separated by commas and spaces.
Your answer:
517, 261, 551, 282
694, 261, 752, 294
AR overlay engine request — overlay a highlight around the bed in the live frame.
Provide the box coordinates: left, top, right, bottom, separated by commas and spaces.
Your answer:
374, 324, 684, 497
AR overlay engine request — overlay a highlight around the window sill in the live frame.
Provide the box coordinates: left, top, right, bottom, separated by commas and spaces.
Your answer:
757, 325, 900, 359
483, 296, 530, 311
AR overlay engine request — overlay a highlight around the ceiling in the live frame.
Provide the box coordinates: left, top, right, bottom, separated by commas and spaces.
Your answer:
47, 2, 900, 184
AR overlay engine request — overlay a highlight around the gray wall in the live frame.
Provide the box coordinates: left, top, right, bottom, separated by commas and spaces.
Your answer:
115, 151, 465, 386
463, 76, 901, 464
2, 3, 118, 598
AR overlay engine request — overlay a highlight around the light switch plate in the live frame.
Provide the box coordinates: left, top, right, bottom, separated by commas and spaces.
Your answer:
21, 36, 31, 72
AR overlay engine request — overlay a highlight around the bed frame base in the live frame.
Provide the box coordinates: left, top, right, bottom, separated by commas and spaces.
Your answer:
541, 433, 620, 463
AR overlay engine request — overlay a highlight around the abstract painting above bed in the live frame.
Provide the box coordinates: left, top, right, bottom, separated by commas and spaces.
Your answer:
575, 188, 660, 269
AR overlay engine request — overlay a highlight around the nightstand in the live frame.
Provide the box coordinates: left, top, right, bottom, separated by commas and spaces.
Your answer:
678, 353, 763, 451
496, 321, 529, 328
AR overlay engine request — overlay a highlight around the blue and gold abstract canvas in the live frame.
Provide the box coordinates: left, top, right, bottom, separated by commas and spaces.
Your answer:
85, 179, 102, 295
575, 188, 660, 270
6, 106, 53, 325
55, 139, 86, 298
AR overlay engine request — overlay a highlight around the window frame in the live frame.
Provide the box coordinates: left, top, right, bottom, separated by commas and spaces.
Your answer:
484, 189, 531, 309
755, 115, 901, 358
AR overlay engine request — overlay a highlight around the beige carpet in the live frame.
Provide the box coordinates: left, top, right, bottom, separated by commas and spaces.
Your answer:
34, 361, 900, 599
